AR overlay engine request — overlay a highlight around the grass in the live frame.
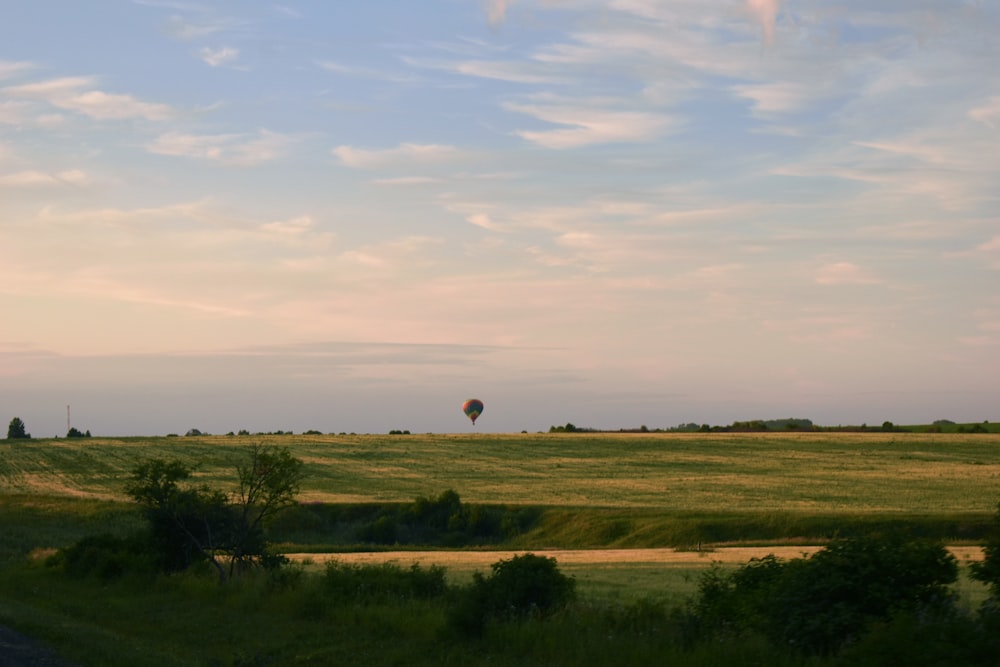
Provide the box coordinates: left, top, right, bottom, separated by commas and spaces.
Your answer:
3, 431, 999, 511
1, 431, 999, 665
2, 431, 998, 556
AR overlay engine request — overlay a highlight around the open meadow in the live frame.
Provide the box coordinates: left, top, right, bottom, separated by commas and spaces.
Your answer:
2, 431, 999, 666
3, 430, 999, 511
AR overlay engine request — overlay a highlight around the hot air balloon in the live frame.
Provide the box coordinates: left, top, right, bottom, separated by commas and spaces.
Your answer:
462, 399, 484, 425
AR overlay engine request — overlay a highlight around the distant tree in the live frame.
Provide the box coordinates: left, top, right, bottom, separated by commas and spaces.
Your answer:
185, 429, 203, 437
66, 427, 91, 438
6, 417, 30, 439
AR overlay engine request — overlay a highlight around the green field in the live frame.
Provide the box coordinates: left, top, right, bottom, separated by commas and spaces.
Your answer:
2, 431, 999, 555
2, 432, 999, 666
3, 431, 999, 509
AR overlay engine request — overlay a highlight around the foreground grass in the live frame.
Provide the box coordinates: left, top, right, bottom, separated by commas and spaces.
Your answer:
0, 554, 993, 667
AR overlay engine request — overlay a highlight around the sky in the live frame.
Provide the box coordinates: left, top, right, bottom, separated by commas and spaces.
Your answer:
1, 1, 998, 437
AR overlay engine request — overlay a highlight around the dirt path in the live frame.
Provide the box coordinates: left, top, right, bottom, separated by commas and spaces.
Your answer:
0, 625, 79, 667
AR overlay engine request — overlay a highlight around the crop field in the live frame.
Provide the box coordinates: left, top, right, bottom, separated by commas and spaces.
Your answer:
2, 431, 999, 666
2, 431, 999, 513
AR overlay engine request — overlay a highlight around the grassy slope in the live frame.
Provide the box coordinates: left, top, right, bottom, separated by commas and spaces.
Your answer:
2, 431, 999, 554
3, 431, 999, 509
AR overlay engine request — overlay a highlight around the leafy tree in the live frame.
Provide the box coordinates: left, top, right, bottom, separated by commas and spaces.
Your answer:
6, 417, 30, 439
125, 458, 230, 579
125, 444, 305, 583
66, 427, 91, 438
227, 443, 305, 577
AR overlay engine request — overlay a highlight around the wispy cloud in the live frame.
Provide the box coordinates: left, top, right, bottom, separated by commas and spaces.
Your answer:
0, 60, 35, 80
2, 76, 173, 121
505, 99, 674, 148
970, 96, 1000, 128
0, 169, 88, 188
147, 129, 296, 165
163, 14, 226, 40
815, 262, 881, 286
333, 143, 462, 169
486, 0, 510, 28
437, 58, 570, 85
199, 46, 240, 67
746, 0, 783, 45
318, 61, 422, 84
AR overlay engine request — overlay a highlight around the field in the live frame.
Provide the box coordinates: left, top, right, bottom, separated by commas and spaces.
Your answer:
2, 431, 999, 666
3, 431, 999, 511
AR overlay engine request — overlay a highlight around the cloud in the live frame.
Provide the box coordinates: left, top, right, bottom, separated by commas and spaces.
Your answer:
505, 100, 674, 148
486, 0, 510, 27
450, 58, 569, 85
746, 0, 782, 45
733, 81, 825, 116
319, 61, 422, 84
163, 14, 224, 40
259, 215, 316, 238
199, 46, 239, 67
273, 4, 302, 19
2, 76, 173, 121
970, 96, 1000, 128
0, 169, 88, 188
147, 129, 296, 165
978, 236, 1000, 269
0, 60, 35, 80
815, 262, 880, 286
371, 176, 444, 187
333, 143, 461, 169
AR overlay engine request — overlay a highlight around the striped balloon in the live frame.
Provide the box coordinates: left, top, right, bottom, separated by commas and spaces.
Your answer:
462, 398, 484, 425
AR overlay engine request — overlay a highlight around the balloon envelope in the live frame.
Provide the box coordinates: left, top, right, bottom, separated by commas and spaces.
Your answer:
462, 399, 484, 424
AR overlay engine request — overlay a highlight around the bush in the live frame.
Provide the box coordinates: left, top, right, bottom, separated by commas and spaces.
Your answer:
971, 502, 1000, 599
322, 561, 447, 603
687, 534, 958, 655
449, 553, 576, 636
47, 533, 155, 581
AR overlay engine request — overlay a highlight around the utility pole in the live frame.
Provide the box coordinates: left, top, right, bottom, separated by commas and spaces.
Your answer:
67, 405, 71, 433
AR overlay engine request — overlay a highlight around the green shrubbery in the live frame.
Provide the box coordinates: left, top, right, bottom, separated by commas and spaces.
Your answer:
683, 533, 962, 655
449, 553, 577, 636
48, 444, 304, 584
19, 528, 1000, 666
346, 489, 538, 547
46, 533, 155, 581
321, 561, 448, 603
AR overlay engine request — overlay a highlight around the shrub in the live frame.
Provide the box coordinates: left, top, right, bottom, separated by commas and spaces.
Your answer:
47, 533, 155, 581
449, 554, 576, 636
687, 534, 958, 655
971, 502, 1000, 600
322, 561, 447, 603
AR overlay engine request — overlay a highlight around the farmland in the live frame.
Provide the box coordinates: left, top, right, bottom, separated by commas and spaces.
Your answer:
1, 431, 999, 666
2, 431, 998, 512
